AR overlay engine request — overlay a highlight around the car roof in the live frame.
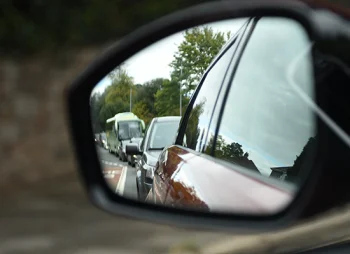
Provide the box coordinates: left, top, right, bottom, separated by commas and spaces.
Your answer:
153, 116, 181, 123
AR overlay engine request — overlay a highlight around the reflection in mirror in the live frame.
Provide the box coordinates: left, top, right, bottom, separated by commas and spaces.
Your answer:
90, 16, 316, 215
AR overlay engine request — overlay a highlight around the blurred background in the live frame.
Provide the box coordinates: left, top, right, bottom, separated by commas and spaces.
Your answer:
1, 0, 350, 254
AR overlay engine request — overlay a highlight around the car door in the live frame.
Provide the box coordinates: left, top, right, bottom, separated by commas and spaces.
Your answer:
151, 18, 252, 208
136, 121, 151, 196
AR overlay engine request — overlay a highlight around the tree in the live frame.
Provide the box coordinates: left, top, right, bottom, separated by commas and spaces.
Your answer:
90, 92, 104, 133
96, 67, 135, 130
154, 79, 189, 117
204, 134, 260, 174
131, 78, 166, 125
132, 101, 153, 126
222, 142, 247, 160
106, 67, 134, 104
135, 79, 163, 111
2, 0, 216, 55
169, 26, 231, 93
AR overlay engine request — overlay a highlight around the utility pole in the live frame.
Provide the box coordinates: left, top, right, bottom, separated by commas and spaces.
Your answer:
130, 86, 132, 112
180, 62, 182, 117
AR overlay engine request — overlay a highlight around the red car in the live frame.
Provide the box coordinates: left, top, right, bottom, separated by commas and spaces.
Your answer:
146, 16, 317, 214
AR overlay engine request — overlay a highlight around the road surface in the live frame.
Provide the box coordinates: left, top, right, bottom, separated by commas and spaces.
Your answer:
96, 145, 138, 200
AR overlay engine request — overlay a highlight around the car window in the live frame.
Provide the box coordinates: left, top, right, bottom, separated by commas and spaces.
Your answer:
148, 120, 180, 150
183, 37, 239, 153
214, 17, 316, 184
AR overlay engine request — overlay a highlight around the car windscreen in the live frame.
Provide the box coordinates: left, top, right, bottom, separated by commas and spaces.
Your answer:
118, 121, 143, 140
148, 120, 180, 150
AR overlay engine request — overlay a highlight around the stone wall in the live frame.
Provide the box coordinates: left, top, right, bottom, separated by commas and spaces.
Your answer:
0, 46, 107, 194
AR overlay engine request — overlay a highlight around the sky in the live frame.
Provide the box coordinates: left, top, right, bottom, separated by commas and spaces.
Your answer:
91, 18, 247, 95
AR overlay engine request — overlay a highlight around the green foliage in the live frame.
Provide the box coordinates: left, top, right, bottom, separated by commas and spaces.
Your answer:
0, 0, 211, 55
132, 101, 153, 126
3, 0, 349, 55
133, 78, 165, 125
205, 134, 260, 173
155, 79, 181, 117
135, 78, 163, 112
106, 68, 134, 104
90, 67, 134, 131
90, 23, 229, 135
90, 93, 105, 133
170, 26, 230, 92
152, 27, 228, 120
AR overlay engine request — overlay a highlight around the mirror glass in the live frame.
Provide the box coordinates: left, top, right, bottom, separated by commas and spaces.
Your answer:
90, 16, 316, 215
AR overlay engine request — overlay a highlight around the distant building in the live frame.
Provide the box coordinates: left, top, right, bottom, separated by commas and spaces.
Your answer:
239, 158, 260, 173
270, 166, 293, 181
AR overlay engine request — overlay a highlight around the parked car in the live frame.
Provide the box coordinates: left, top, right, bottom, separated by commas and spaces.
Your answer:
94, 134, 99, 145
126, 116, 181, 201
99, 132, 108, 150
145, 16, 318, 213
95, 133, 103, 147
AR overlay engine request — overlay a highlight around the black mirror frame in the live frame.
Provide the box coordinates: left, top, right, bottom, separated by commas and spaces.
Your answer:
66, 0, 346, 232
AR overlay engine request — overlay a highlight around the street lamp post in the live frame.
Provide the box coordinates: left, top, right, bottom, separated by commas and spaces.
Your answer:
180, 62, 182, 117
130, 86, 132, 112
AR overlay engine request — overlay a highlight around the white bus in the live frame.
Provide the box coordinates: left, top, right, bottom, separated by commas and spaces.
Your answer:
106, 112, 145, 161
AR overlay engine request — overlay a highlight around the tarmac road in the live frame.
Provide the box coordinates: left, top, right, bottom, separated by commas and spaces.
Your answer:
97, 145, 138, 200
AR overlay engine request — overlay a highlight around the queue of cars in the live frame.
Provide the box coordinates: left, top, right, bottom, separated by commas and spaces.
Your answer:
126, 116, 181, 200
103, 112, 181, 201
95, 132, 108, 150
102, 113, 181, 201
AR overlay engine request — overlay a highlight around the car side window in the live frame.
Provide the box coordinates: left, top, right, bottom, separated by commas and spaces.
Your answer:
183, 38, 239, 153
213, 17, 316, 184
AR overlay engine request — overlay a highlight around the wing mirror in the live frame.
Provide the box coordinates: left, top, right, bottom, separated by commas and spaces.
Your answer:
126, 143, 142, 156
67, 0, 350, 232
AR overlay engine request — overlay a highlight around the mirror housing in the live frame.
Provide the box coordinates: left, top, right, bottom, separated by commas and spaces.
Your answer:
126, 144, 142, 156
67, 0, 350, 232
